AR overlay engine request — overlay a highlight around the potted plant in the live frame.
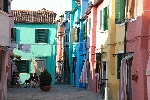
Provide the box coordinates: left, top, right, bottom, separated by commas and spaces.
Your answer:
40, 69, 52, 92
10, 53, 15, 59
15, 55, 22, 60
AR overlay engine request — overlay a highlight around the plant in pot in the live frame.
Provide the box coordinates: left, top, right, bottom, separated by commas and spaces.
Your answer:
15, 55, 22, 60
10, 53, 15, 59
40, 69, 52, 92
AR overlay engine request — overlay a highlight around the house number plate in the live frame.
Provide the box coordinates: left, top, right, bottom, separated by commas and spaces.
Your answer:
146, 69, 150, 76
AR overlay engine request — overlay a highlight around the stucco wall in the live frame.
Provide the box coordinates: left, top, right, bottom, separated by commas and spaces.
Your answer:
0, 12, 9, 46
126, 0, 149, 100
13, 23, 57, 85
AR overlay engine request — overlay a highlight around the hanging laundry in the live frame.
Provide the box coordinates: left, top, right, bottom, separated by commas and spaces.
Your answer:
13, 43, 17, 50
18, 44, 23, 50
23, 44, 31, 53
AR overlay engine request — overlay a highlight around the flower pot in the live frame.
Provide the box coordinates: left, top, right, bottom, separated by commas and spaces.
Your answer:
40, 86, 51, 92
16, 57, 21, 59
10, 56, 14, 59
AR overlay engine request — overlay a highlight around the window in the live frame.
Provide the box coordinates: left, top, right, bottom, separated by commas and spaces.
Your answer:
75, 27, 80, 42
35, 29, 49, 43
3, 0, 8, 13
103, 7, 108, 31
19, 60, 29, 73
89, 18, 91, 32
117, 53, 124, 79
100, 10, 102, 30
82, 23, 87, 40
96, 53, 101, 62
127, 0, 135, 18
115, 0, 126, 24
11, 28, 16, 43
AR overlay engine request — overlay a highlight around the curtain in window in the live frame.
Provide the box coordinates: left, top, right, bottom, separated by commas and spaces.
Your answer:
34, 60, 46, 76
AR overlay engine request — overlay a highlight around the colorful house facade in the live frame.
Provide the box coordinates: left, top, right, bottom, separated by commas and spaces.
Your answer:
124, 0, 149, 99
0, 0, 14, 99
11, 8, 57, 85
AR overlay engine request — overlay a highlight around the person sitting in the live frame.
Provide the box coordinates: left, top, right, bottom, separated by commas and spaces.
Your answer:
10, 72, 18, 86
32, 73, 39, 88
16, 76, 22, 87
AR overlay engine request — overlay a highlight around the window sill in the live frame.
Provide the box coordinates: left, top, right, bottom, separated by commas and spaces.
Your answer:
32, 43, 48, 45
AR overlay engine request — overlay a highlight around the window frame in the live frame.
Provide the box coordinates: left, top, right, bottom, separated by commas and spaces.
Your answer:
35, 29, 49, 43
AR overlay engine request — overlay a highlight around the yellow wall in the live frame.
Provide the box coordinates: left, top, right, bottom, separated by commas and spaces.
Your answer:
101, 0, 125, 100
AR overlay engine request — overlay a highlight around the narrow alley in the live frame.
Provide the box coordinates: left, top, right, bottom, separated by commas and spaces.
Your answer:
7, 85, 102, 100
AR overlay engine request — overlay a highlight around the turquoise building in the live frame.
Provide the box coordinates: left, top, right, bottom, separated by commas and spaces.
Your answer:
12, 9, 57, 85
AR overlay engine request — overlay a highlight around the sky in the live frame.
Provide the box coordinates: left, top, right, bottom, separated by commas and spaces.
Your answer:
11, 0, 72, 19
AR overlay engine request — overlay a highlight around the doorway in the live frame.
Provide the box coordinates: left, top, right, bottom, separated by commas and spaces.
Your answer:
34, 60, 46, 77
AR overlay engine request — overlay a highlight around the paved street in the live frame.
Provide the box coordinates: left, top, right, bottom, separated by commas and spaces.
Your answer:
7, 85, 103, 100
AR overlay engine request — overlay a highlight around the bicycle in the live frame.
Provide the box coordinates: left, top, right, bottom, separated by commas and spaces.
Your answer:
99, 79, 108, 99
99, 82, 106, 99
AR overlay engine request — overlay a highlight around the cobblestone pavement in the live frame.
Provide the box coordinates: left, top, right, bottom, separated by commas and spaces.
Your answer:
7, 85, 103, 100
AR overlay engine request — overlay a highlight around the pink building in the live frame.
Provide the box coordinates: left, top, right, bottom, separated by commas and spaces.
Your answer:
0, 0, 14, 100
85, 0, 104, 93
126, 0, 150, 99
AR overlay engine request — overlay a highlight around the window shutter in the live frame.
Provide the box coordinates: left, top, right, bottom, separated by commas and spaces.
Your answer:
19, 60, 29, 73
129, 0, 135, 18
75, 27, 80, 42
100, 10, 102, 30
26, 60, 29, 73
117, 53, 124, 79
89, 18, 91, 32
45, 29, 49, 43
11, 28, 16, 42
120, 0, 126, 21
82, 23, 86, 40
104, 7, 108, 31
115, 0, 121, 24
3, 0, 8, 13
35, 29, 38, 43
96, 53, 101, 62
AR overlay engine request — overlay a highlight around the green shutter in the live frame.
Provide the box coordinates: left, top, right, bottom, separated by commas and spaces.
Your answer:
115, 0, 121, 24
104, 7, 108, 31
96, 53, 101, 62
26, 60, 29, 73
117, 53, 124, 79
45, 29, 49, 43
13, 28, 16, 42
82, 23, 86, 40
35, 29, 38, 43
19, 60, 29, 73
120, 0, 126, 21
100, 10, 102, 30
35, 29, 48, 43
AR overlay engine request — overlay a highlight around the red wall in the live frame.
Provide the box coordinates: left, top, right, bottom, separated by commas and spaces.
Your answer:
126, 0, 150, 99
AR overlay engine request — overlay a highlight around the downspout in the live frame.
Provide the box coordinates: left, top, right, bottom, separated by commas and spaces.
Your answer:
124, 23, 127, 55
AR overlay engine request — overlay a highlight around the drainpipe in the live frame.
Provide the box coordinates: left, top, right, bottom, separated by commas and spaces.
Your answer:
124, 23, 127, 55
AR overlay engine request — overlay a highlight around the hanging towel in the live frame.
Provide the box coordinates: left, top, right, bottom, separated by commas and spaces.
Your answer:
18, 44, 23, 50
12, 43, 17, 50
23, 44, 31, 53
